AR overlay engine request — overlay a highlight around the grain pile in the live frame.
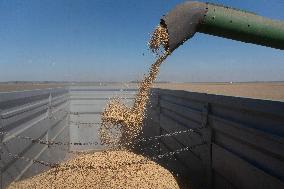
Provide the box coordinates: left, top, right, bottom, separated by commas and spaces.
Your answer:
8, 150, 179, 189
100, 24, 170, 147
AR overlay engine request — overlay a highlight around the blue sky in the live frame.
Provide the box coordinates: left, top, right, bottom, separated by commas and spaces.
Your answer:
0, 0, 284, 82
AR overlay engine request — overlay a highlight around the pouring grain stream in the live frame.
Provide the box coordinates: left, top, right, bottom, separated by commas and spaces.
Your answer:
100, 24, 170, 147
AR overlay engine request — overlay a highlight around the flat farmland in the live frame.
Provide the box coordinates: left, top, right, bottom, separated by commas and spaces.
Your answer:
154, 82, 284, 101
0, 83, 65, 92
1, 82, 283, 101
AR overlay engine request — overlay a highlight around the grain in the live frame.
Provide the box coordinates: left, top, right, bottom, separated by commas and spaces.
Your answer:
148, 24, 169, 55
100, 24, 170, 147
8, 150, 179, 189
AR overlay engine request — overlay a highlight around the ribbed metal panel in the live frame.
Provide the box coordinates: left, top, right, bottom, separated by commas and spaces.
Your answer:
0, 86, 137, 188
140, 88, 284, 189
0, 88, 69, 189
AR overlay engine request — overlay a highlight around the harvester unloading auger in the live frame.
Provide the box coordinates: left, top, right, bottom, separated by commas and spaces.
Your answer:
155, 1, 284, 53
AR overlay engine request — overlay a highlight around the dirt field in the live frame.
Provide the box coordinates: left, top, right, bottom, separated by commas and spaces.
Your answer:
1, 82, 283, 101
154, 82, 284, 101
0, 83, 66, 92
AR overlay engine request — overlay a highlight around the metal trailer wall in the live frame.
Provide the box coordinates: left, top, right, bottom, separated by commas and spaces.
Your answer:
68, 86, 137, 151
0, 88, 69, 189
0, 86, 137, 188
140, 88, 284, 189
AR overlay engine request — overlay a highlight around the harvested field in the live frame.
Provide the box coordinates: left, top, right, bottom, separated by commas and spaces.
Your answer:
1, 82, 283, 101
154, 82, 284, 101
0, 83, 65, 92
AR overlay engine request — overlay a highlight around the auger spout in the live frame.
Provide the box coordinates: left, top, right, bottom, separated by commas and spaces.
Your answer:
161, 1, 284, 52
